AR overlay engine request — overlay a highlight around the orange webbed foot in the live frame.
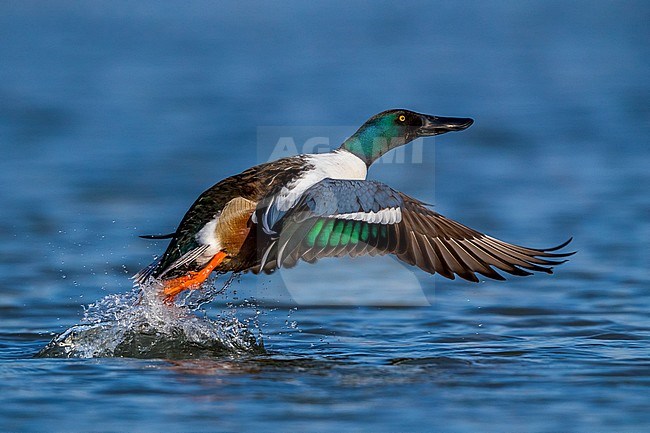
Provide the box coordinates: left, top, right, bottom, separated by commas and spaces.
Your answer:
161, 251, 227, 302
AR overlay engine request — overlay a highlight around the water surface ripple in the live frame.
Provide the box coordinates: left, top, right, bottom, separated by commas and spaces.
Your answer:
1, 1, 649, 432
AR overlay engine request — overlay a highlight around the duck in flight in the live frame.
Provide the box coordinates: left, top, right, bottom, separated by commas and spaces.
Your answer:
134, 109, 573, 301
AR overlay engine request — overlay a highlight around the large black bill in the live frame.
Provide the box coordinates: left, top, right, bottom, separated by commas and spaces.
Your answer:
419, 115, 474, 136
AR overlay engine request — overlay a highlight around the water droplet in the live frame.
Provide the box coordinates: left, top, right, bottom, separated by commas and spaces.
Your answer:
37, 276, 263, 359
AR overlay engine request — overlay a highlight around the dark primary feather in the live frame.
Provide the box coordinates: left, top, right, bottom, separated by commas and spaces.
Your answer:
256, 178, 574, 280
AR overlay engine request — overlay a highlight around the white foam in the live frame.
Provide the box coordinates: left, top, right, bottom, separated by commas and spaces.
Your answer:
37, 277, 264, 359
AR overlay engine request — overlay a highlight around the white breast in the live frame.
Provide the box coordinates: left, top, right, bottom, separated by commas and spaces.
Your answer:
274, 149, 367, 212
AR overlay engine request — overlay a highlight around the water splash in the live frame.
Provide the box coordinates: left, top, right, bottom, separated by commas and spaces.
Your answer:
37, 275, 264, 359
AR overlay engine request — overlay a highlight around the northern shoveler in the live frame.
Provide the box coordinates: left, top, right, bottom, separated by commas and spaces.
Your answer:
134, 109, 573, 301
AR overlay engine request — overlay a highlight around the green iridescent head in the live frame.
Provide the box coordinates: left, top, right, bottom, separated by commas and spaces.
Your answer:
340, 109, 473, 165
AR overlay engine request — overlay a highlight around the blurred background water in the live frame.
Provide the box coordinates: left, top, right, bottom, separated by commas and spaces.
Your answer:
1, 1, 649, 432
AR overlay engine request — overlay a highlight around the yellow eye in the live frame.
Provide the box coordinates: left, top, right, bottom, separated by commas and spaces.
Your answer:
398, 115, 406, 122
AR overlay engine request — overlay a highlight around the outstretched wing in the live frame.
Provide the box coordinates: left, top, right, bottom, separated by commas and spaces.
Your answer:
255, 178, 573, 281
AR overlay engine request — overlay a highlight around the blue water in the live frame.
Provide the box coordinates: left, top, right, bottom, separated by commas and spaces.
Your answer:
1, 1, 649, 432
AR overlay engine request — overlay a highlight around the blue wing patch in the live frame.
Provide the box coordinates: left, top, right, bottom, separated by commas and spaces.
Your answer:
270, 178, 405, 227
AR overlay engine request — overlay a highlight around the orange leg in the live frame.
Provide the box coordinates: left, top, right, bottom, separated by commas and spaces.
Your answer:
162, 251, 227, 301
